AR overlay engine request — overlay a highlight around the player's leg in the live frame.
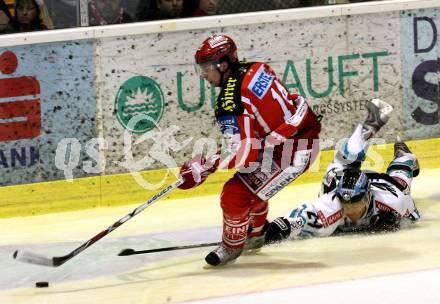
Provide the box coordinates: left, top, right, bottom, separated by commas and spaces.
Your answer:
323, 99, 393, 193
244, 200, 269, 251
239, 137, 319, 251
205, 177, 254, 266
335, 99, 393, 166
362, 98, 394, 139
386, 138, 420, 189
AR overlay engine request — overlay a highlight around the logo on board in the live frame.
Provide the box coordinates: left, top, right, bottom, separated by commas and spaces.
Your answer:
115, 76, 164, 134
0, 51, 41, 142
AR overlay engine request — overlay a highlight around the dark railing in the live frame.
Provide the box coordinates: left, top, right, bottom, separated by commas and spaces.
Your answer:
0, 0, 382, 35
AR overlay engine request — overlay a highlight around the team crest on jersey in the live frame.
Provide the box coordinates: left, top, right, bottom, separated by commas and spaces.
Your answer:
218, 115, 241, 153
218, 115, 240, 134
248, 64, 274, 99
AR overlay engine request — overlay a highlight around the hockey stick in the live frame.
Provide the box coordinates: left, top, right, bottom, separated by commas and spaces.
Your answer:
13, 179, 183, 267
118, 242, 220, 256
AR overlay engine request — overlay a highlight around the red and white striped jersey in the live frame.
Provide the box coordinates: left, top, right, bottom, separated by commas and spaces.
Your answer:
215, 61, 321, 169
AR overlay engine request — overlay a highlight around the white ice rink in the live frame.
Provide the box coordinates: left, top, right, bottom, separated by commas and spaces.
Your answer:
1, 169, 439, 304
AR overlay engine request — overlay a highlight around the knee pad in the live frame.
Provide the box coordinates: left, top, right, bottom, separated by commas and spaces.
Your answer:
336, 140, 366, 167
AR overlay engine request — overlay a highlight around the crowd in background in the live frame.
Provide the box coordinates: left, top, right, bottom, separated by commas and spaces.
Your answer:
1, 0, 383, 35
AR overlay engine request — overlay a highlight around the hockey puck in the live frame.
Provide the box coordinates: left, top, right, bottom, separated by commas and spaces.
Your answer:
35, 281, 49, 288
118, 248, 135, 256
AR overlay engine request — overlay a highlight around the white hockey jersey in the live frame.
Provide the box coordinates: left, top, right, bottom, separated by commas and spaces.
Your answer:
286, 174, 420, 238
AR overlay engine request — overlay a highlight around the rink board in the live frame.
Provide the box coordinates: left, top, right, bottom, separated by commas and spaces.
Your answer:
0, 137, 439, 218
0, 0, 439, 188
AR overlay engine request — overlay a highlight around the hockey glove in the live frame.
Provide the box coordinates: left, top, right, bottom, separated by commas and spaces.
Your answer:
178, 154, 218, 190
265, 217, 292, 245
369, 212, 400, 232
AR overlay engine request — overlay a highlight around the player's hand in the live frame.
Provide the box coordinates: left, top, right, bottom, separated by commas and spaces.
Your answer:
178, 154, 218, 190
369, 212, 400, 232
264, 217, 292, 245
264, 132, 284, 147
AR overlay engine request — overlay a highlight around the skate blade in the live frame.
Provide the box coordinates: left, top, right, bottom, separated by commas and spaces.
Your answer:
203, 258, 238, 269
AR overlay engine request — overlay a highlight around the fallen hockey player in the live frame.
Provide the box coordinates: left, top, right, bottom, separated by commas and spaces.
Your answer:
265, 99, 421, 244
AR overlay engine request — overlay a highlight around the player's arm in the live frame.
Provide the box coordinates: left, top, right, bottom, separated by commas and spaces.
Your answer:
267, 93, 311, 145
178, 153, 219, 190
369, 211, 401, 232
265, 198, 341, 245
259, 82, 313, 147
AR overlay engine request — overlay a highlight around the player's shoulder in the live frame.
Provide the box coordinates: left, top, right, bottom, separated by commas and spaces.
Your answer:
313, 192, 343, 215
371, 185, 407, 214
215, 72, 244, 117
308, 193, 345, 230
241, 61, 276, 100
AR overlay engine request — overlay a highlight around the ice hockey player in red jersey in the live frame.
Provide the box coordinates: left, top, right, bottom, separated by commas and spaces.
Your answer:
177, 34, 321, 266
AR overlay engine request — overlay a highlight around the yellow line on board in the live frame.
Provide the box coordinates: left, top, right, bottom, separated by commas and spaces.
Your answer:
0, 138, 439, 218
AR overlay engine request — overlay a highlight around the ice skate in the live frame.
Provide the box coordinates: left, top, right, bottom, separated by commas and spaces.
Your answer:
243, 221, 269, 252
362, 99, 393, 139
205, 244, 243, 266
394, 137, 420, 177
243, 234, 265, 253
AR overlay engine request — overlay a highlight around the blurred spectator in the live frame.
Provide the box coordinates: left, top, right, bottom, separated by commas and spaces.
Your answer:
123, 0, 142, 20
0, 9, 9, 33
189, 0, 218, 16
218, 0, 271, 14
88, 0, 133, 26
1, 0, 13, 34
4, 0, 47, 33
218, 0, 330, 14
135, 0, 156, 21
136, 0, 183, 21
156, 0, 183, 19
36, 0, 54, 29
44, 0, 79, 29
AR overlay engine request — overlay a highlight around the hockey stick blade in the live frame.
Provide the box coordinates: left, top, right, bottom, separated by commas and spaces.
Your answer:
118, 242, 220, 256
13, 250, 56, 267
13, 180, 183, 267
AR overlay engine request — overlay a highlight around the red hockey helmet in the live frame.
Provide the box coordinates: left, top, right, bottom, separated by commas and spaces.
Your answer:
195, 34, 238, 65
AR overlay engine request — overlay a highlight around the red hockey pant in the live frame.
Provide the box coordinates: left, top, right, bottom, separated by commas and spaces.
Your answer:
220, 137, 320, 249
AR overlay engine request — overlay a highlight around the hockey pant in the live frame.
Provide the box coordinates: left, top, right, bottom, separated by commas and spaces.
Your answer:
220, 137, 320, 249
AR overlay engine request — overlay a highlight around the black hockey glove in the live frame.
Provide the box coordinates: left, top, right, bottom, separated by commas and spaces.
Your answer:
369, 212, 400, 232
265, 217, 292, 245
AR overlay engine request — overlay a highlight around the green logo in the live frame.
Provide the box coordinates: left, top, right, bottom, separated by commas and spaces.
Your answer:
115, 76, 165, 134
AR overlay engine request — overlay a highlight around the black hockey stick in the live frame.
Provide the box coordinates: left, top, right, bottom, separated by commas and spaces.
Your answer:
118, 242, 220, 256
13, 179, 183, 267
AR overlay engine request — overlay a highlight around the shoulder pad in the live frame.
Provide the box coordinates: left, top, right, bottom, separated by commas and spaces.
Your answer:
246, 63, 275, 100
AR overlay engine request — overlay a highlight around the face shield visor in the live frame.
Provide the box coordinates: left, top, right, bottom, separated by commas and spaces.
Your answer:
337, 190, 371, 222
195, 61, 218, 76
